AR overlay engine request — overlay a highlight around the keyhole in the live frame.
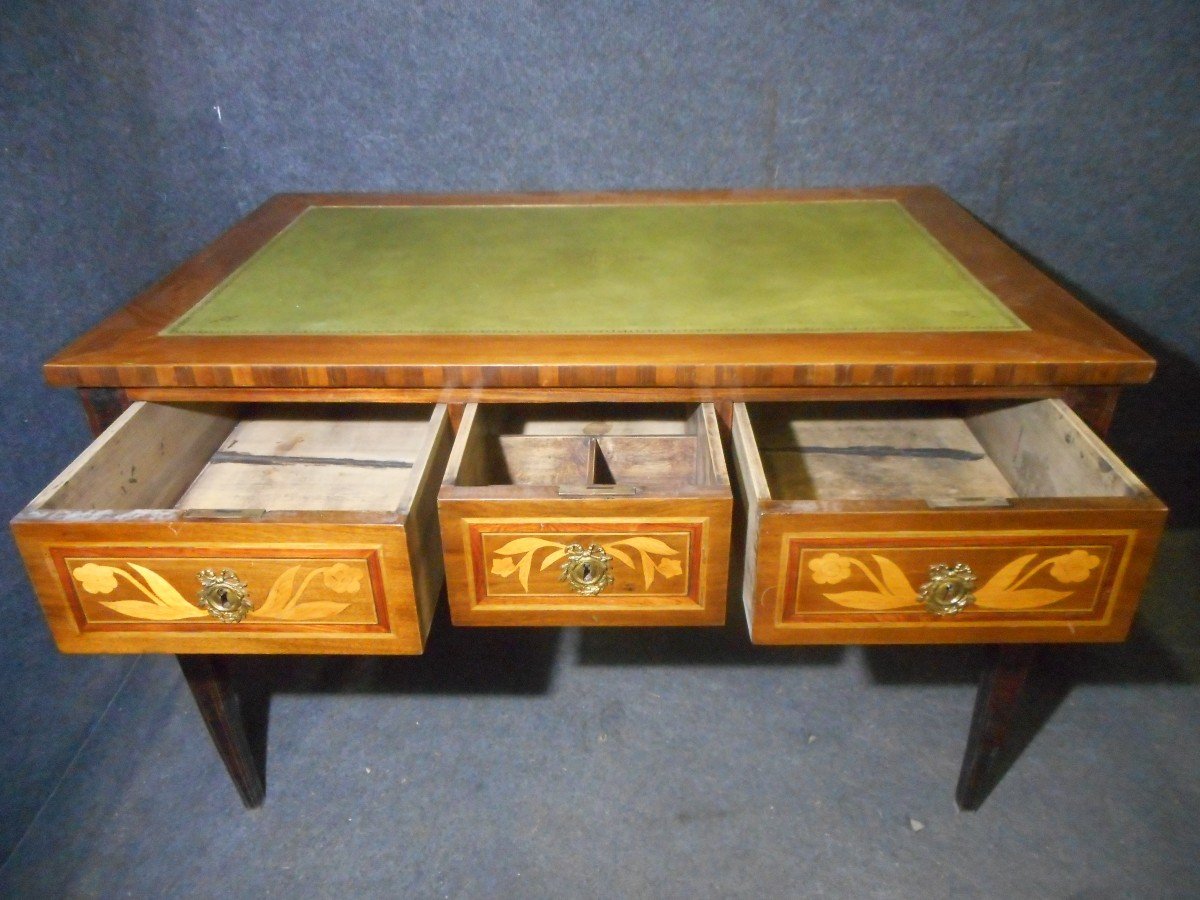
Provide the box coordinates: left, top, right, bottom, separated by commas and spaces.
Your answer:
580, 563, 593, 581
211, 587, 238, 610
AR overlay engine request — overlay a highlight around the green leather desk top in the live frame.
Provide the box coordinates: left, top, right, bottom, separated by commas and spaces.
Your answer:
47, 189, 1154, 391
164, 200, 1026, 336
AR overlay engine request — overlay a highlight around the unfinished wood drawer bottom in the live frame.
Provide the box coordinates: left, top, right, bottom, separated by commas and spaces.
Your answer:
733, 399, 1166, 644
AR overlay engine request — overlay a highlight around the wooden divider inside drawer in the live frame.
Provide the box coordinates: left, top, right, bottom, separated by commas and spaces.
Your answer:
438, 403, 732, 626
732, 399, 1166, 644
11, 401, 451, 654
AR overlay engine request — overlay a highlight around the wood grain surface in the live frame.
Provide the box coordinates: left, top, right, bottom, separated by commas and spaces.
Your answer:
43, 188, 1154, 391
731, 401, 1167, 644
10, 402, 453, 653
438, 402, 731, 625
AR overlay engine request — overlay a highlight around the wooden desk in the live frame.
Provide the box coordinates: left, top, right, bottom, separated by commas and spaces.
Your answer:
12, 187, 1166, 810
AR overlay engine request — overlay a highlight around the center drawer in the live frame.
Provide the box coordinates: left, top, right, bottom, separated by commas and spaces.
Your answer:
438, 403, 732, 625
732, 399, 1165, 644
11, 401, 451, 654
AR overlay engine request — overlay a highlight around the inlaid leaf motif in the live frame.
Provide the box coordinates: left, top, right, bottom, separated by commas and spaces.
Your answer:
976, 554, 1036, 598
127, 563, 195, 613
539, 549, 568, 570
256, 565, 299, 616
277, 601, 350, 621
488, 538, 570, 590
872, 555, 917, 600
487, 534, 684, 593
85, 563, 207, 621
494, 537, 564, 556
606, 537, 683, 590
100, 600, 205, 621
83, 561, 359, 624
821, 591, 919, 611
639, 550, 655, 590
250, 565, 364, 622
603, 545, 635, 569
517, 553, 534, 591
815, 549, 1102, 613
813, 555, 915, 610
974, 588, 1072, 610
612, 537, 678, 556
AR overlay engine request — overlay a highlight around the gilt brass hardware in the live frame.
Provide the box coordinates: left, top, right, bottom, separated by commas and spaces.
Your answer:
919, 563, 977, 616
197, 568, 253, 623
560, 544, 614, 597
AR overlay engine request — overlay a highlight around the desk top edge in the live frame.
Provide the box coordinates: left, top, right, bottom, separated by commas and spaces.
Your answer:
44, 186, 1155, 390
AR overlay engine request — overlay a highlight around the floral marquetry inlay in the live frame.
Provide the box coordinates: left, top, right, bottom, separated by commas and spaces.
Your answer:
797, 547, 1110, 614
68, 558, 376, 625
490, 536, 683, 592
73, 562, 209, 621
480, 531, 692, 597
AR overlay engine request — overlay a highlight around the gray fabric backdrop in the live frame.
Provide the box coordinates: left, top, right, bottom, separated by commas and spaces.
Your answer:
2, 0, 1196, 859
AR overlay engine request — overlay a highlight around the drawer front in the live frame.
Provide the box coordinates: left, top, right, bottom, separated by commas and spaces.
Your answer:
438, 401, 732, 626
441, 507, 729, 626
13, 522, 435, 654
746, 513, 1164, 644
57, 550, 385, 630
781, 530, 1130, 630
475, 521, 698, 602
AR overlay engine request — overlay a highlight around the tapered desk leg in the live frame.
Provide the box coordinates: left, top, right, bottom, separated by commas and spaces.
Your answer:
177, 655, 265, 809
956, 645, 1038, 810
78, 387, 129, 435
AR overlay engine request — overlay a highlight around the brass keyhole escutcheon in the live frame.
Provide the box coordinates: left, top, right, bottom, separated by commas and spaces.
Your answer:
560, 543, 614, 597
197, 568, 253, 623
918, 563, 977, 616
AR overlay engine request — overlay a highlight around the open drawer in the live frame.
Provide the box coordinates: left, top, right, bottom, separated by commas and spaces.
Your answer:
438, 403, 732, 626
11, 402, 451, 654
732, 399, 1166, 644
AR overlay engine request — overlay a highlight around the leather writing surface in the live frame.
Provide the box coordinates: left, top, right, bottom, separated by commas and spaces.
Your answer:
164, 200, 1026, 336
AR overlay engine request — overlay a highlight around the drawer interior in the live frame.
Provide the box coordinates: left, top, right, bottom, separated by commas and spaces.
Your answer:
449, 403, 725, 491
744, 399, 1149, 503
33, 402, 440, 515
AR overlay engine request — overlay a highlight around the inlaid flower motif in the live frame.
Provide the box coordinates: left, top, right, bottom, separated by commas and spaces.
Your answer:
491, 556, 518, 578
809, 552, 852, 585
656, 557, 683, 579
73, 563, 118, 594
488, 534, 683, 592
1048, 550, 1100, 583
322, 562, 362, 594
